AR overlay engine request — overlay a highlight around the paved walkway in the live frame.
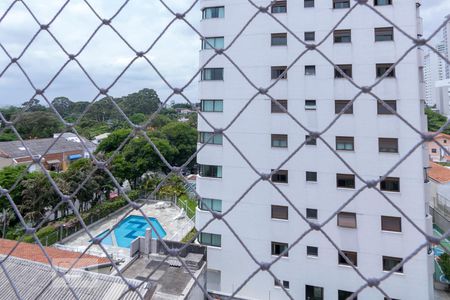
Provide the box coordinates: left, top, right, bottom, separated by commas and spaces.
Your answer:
58, 202, 194, 259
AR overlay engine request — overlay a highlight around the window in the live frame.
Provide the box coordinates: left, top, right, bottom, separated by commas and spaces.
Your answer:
199, 198, 222, 212
376, 63, 395, 77
305, 100, 317, 110
201, 68, 224, 80
307, 246, 318, 257
339, 290, 357, 300
377, 100, 397, 114
305, 31, 315, 41
199, 132, 223, 145
337, 174, 355, 189
375, 0, 392, 5
271, 100, 288, 113
335, 64, 352, 78
380, 177, 400, 192
336, 136, 354, 151
271, 1, 287, 13
305, 135, 317, 146
375, 27, 394, 41
271, 33, 287, 46
304, 0, 314, 8
199, 232, 221, 247
333, 0, 350, 9
383, 256, 403, 273
334, 29, 351, 43
271, 205, 288, 220
335, 100, 353, 114
272, 170, 288, 183
306, 171, 317, 182
338, 251, 357, 266
305, 65, 316, 76
201, 99, 223, 112
271, 66, 287, 79
379, 138, 398, 153
272, 242, 288, 256
381, 216, 402, 232
274, 279, 290, 289
337, 212, 357, 228
202, 37, 224, 49
305, 285, 323, 300
432, 148, 437, 153
271, 134, 288, 148
202, 6, 224, 19
306, 208, 318, 220
199, 165, 222, 178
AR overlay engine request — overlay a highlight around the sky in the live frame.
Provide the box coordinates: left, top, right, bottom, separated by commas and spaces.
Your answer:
0, 0, 448, 107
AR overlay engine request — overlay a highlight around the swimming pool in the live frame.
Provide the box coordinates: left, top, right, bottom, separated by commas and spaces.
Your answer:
94, 215, 167, 248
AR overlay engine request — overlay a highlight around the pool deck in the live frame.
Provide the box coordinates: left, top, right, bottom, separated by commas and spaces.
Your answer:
58, 202, 194, 259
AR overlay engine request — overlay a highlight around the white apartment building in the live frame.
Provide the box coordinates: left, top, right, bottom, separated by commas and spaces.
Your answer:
196, 1, 434, 299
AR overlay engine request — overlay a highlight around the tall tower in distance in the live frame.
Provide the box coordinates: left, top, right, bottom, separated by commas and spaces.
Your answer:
196, 1, 434, 299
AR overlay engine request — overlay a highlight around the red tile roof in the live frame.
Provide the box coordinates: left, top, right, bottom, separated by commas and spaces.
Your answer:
429, 132, 450, 141
0, 238, 110, 268
428, 162, 450, 184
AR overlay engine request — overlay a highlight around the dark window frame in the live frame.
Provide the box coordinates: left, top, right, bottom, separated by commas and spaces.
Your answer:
305, 135, 317, 146
271, 134, 288, 148
304, 0, 315, 8
333, 0, 350, 9
304, 31, 316, 41
271, 66, 288, 79
335, 64, 353, 78
271, 205, 288, 220
271, 169, 289, 183
339, 290, 357, 300
305, 285, 324, 300
376, 63, 396, 78
338, 250, 358, 266
377, 100, 397, 114
336, 136, 354, 151
306, 208, 318, 220
383, 256, 403, 273
381, 216, 402, 232
202, 6, 225, 19
337, 212, 357, 228
375, 27, 394, 41
374, 0, 392, 6
201, 99, 223, 112
335, 100, 353, 114
198, 232, 222, 247
271, 1, 287, 13
271, 33, 288, 46
201, 68, 224, 80
271, 100, 288, 113
307, 246, 318, 257
306, 171, 317, 182
378, 138, 398, 153
334, 29, 351, 43
380, 177, 400, 192
305, 65, 316, 76
272, 241, 289, 256
337, 173, 355, 189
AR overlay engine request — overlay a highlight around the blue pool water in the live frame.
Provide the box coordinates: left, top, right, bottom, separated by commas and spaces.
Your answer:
94, 215, 166, 248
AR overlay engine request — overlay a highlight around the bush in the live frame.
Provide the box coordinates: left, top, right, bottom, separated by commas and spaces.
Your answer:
23, 225, 58, 244
440, 253, 450, 281
181, 228, 197, 244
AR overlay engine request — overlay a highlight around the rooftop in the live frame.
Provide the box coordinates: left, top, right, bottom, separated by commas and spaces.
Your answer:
0, 238, 110, 269
429, 162, 450, 184
0, 136, 96, 159
0, 255, 152, 300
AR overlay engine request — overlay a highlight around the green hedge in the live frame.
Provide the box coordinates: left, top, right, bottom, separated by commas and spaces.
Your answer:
19, 197, 128, 245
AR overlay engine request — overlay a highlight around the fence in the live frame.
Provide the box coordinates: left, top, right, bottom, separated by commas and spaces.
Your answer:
0, 1, 449, 300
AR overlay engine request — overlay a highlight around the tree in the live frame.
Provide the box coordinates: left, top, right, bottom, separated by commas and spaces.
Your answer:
117, 88, 160, 116
160, 122, 197, 167
425, 108, 450, 134
14, 111, 63, 139
21, 99, 47, 112
0, 165, 27, 210
96, 129, 132, 154
440, 253, 450, 281
64, 159, 113, 210
52, 97, 73, 117
20, 172, 68, 224
130, 113, 146, 125
112, 136, 178, 187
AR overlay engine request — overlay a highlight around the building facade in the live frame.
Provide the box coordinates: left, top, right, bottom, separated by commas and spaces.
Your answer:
196, 1, 434, 299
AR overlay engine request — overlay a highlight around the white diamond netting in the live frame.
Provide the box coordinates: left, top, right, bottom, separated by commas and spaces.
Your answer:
0, 0, 448, 299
